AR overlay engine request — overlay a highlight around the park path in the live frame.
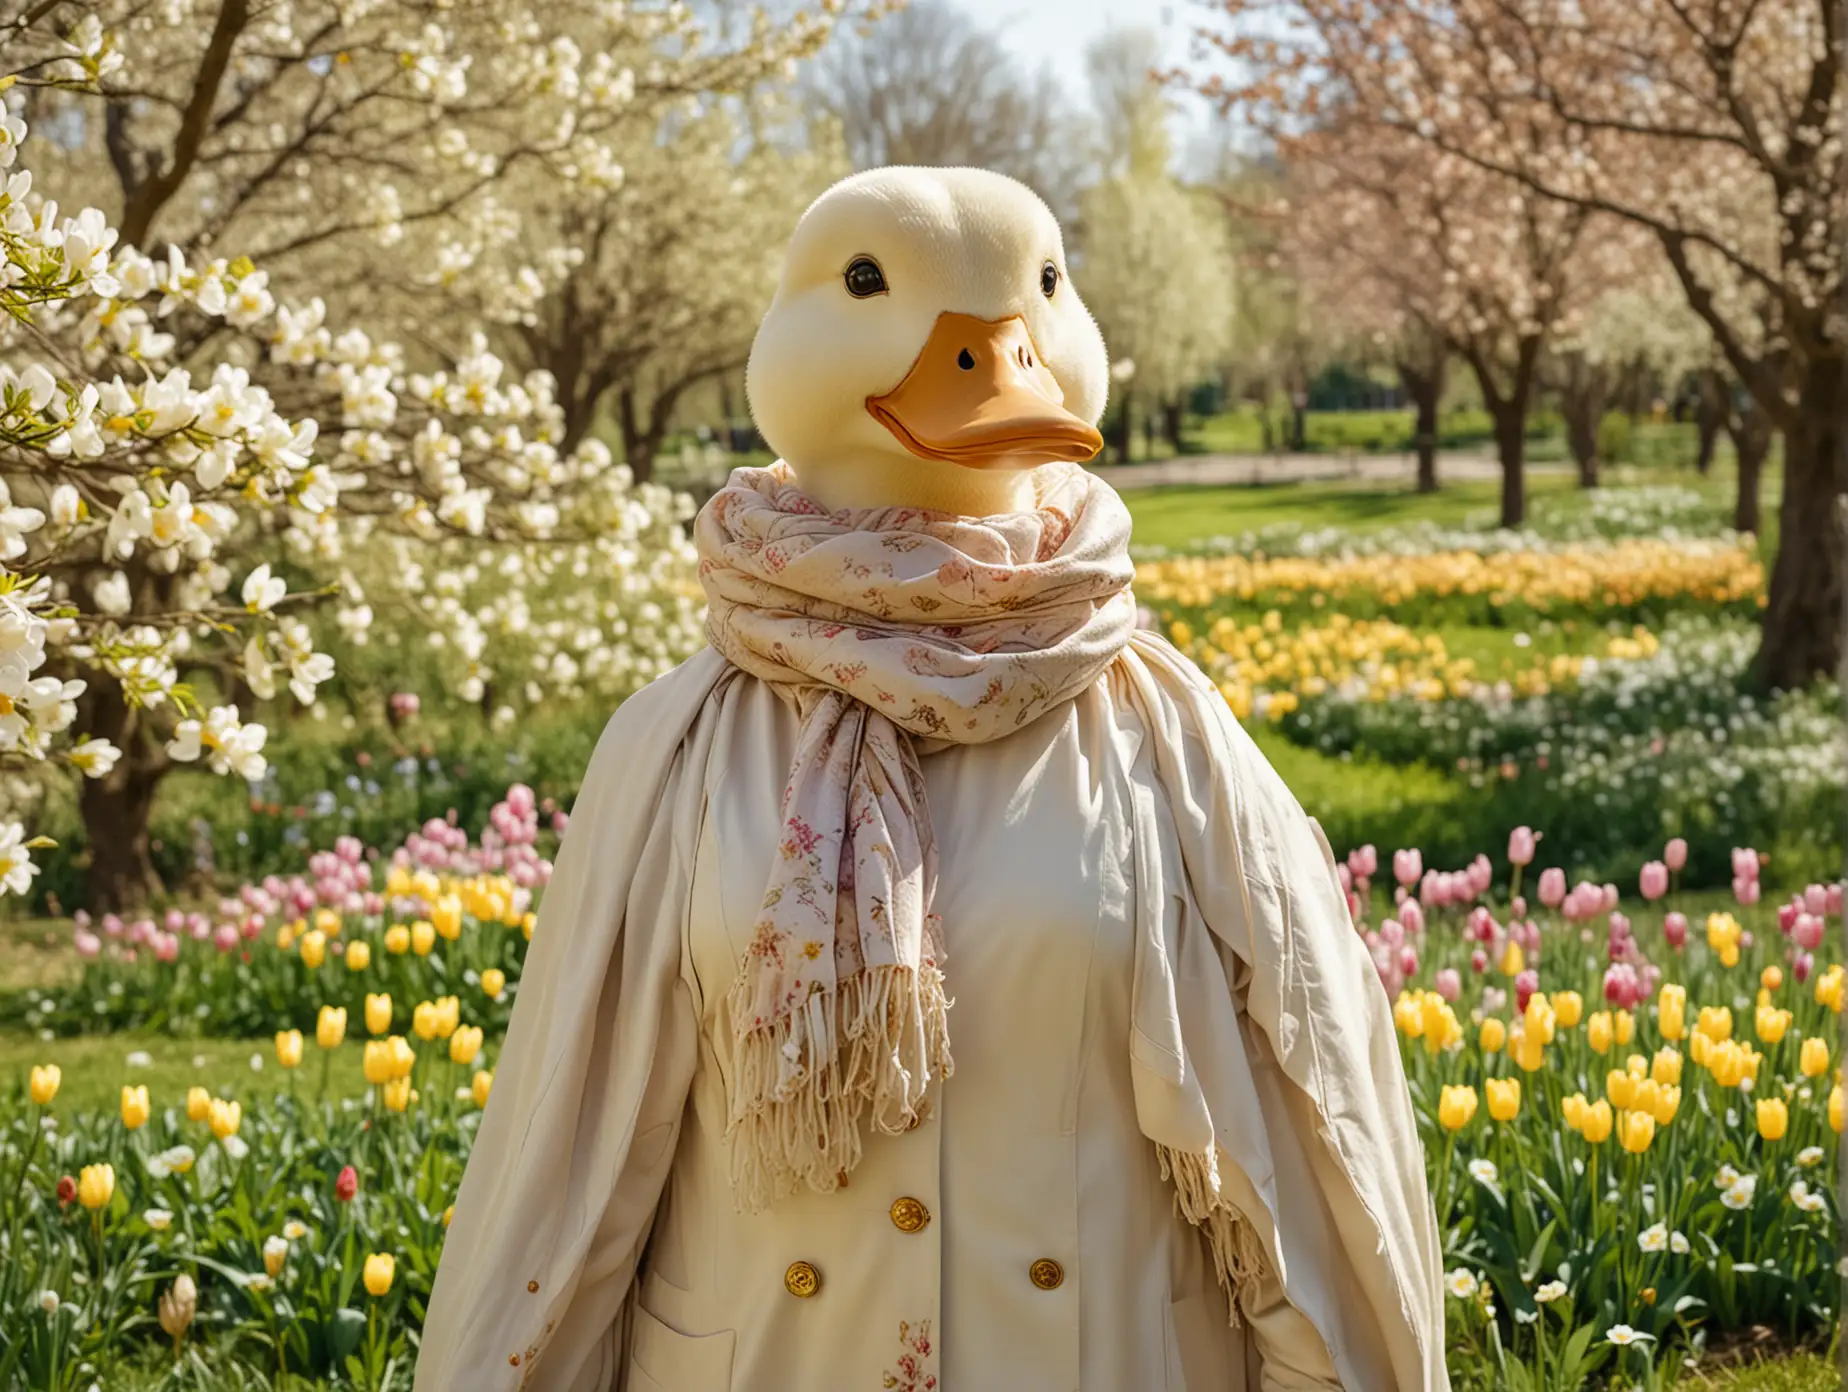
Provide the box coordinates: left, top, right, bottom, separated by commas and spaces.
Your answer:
1085, 449, 1539, 489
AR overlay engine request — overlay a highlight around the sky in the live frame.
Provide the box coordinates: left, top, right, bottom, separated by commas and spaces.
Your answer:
971, 0, 1190, 96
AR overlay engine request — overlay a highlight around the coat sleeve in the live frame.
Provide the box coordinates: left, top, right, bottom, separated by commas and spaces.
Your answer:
415, 650, 732, 1392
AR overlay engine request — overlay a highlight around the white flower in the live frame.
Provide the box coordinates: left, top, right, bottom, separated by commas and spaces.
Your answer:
1797, 1145, 1824, 1167
125, 1050, 152, 1068
244, 1272, 273, 1293
1513, 1308, 1537, 1324
221, 1134, 249, 1160
1637, 1222, 1668, 1252
1534, 1280, 1568, 1303
38, 1289, 59, 1313
1669, 1230, 1689, 1254
1605, 1325, 1652, 1346
1721, 1175, 1757, 1210
241, 564, 286, 613
0, 821, 40, 896
68, 739, 119, 779
1713, 1163, 1740, 1189
282, 1220, 308, 1241
1789, 1180, 1826, 1213
1467, 1158, 1498, 1184
144, 1209, 173, 1231
166, 706, 267, 779
1444, 1269, 1479, 1299
250, 1052, 263, 1071
263, 1234, 290, 1267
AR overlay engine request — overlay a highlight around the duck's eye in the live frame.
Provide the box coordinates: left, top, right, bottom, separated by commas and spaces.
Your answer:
1040, 261, 1060, 298
844, 256, 887, 299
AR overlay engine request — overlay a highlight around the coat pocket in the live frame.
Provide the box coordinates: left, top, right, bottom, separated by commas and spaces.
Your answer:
628, 1303, 735, 1392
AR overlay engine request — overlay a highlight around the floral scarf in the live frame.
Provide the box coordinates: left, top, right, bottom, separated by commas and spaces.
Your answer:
694, 461, 1137, 1210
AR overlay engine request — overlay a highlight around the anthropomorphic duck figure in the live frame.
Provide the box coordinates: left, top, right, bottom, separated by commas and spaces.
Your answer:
417, 167, 1446, 1392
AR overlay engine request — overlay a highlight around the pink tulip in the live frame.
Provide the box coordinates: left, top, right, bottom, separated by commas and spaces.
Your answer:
1435, 968, 1461, 1002
1639, 862, 1668, 902
1381, 918, 1405, 948
1778, 901, 1801, 934
73, 929, 101, 958
1794, 914, 1825, 952
1602, 884, 1620, 912
1537, 868, 1566, 908
1393, 849, 1423, 888
1827, 884, 1843, 917
1398, 945, 1418, 977
1663, 912, 1688, 949
164, 908, 185, 932
153, 932, 180, 963
1337, 863, 1354, 893
1514, 969, 1539, 1013
1509, 895, 1527, 920
1804, 884, 1827, 915
552, 811, 569, 835
1469, 947, 1489, 974
1731, 847, 1760, 882
102, 913, 124, 938
1663, 837, 1688, 872
1602, 963, 1640, 1009
1608, 912, 1631, 941
1793, 952, 1814, 983
1398, 900, 1425, 936
1507, 827, 1537, 867
214, 923, 239, 953
1739, 930, 1754, 949
1349, 845, 1378, 880
1734, 876, 1762, 906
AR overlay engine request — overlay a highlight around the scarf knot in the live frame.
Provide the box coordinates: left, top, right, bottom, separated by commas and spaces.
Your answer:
695, 461, 1136, 1208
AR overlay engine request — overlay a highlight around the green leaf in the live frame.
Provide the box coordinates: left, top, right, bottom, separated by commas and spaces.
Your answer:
328, 1306, 368, 1362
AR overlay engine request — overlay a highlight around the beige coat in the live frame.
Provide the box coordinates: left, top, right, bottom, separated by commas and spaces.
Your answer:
416, 638, 1448, 1391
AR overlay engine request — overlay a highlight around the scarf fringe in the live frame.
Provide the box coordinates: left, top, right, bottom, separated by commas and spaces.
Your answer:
726, 961, 953, 1212
1157, 1144, 1268, 1329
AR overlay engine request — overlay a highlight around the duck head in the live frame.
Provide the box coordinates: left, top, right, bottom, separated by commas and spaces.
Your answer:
746, 166, 1109, 516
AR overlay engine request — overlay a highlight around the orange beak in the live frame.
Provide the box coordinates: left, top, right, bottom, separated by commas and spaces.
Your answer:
866, 312, 1103, 469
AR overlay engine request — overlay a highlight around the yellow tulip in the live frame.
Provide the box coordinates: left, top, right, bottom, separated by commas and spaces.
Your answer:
1562, 1092, 1587, 1131
1761, 965, 1783, 991
363, 1040, 394, 1086
1614, 1009, 1634, 1045
1523, 994, 1556, 1045
366, 993, 393, 1036
346, 941, 372, 971
1437, 1085, 1478, 1131
1817, 965, 1845, 1013
275, 1030, 304, 1069
276, 922, 296, 953
1651, 1047, 1683, 1087
209, 1098, 242, 1139
1579, 1098, 1613, 1143
1625, 1052, 1648, 1078
1690, 1030, 1713, 1066
449, 1025, 484, 1067
411, 920, 436, 956
443, 1204, 455, 1227
1512, 1028, 1546, 1073
384, 924, 411, 955
382, 1077, 413, 1112
1485, 1077, 1521, 1121
28, 1064, 60, 1105
1800, 1037, 1830, 1078
1618, 1109, 1655, 1154
317, 1006, 347, 1050
1499, 940, 1525, 977
314, 908, 341, 936
1587, 1011, 1613, 1055
480, 968, 505, 998
1829, 1084, 1842, 1134
300, 930, 327, 970
264, 1235, 289, 1278
1697, 1005, 1733, 1041
1606, 1069, 1637, 1109
1479, 1018, 1506, 1053
78, 1162, 114, 1210
1551, 990, 1583, 1029
432, 895, 463, 941
471, 1069, 493, 1107
388, 1034, 416, 1079
1755, 1098, 1788, 1140
521, 912, 536, 941
363, 1252, 395, 1297
120, 1084, 150, 1130
1754, 1005, 1791, 1044
186, 1086, 211, 1122
1650, 1084, 1681, 1125
1656, 984, 1686, 1041
412, 1000, 439, 1041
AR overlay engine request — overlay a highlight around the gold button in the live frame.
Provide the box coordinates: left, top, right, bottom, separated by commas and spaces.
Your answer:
784, 1260, 821, 1298
889, 1197, 930, 1233
1029, 1258, 1064, 1290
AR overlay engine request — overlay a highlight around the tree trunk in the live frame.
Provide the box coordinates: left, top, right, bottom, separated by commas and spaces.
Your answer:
1397, 355, 1445, 494
1754, 354, 1844, 690
1492, 406, 1528, 528
75, 683, 166, 912
1694, 371, 1724, 475
1725, 401, 1772, 536
1562, 360, 1608, 489
1161, 398, 1185, 451
1113, 393, 1134, 463
616, 385, 656, 484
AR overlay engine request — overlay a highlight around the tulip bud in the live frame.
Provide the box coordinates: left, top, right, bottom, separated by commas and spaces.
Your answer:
275, 1030, 304, 1069
28, 1064, 60, 1105
120, 1084, 150, 1130
363, 1252, 396, 1297
159, 1273, 197, 1346
335, 1165, 359, 1202
78, 1162, 115, 1211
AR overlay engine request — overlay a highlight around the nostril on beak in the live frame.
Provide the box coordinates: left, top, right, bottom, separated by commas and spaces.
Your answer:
957, 348, 975, 370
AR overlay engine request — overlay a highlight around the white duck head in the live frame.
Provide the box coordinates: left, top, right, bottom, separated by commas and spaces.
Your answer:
746, 166, 1109, 516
